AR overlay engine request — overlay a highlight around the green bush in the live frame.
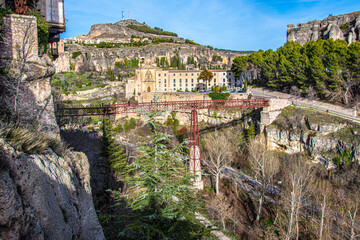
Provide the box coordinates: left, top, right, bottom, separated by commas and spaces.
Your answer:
129, 118, 136, 129
114, 124, 123, 133
333, 156, 341, 167
124, 121, 131, 132
126, 24, 178, 37
72, 51, 82, 59
208, 92, 230, 100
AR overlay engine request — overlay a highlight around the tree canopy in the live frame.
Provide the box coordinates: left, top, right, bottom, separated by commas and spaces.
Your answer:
232, 39, 360, 106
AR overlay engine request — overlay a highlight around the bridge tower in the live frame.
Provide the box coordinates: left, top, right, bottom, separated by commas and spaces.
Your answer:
189, 110, 203, 190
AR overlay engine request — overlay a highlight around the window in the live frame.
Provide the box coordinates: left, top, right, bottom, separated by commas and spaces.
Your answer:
214, 79, 216, 83
214, 73, 216, 75
197, 73, 199, 76
192, 84, 194, 86
223, 78, 225, 82
186, 79, 188, 83
185, 73, 188, 76
180, 84, 182, 87
229, 72, 232, 75
164, 80, 166, 83
174, 84, 176, 87
223, 73, 225, 75
165, 84, 166, 87
191, 73, 194, 76
164, 74, 166, 76
173, 73, 175, 76
159, 74, 161, 76
197, 79, 200, 83
179, 79, 182, 83
158, 80, 161, 83
186, 84, 188, 87
191, 79, 194, 83
173, 79, 176, 83
174, 88, 176, 91
180, 73, 182, 76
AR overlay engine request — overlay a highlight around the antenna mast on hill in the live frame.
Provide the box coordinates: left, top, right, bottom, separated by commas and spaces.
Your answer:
128, 11, 131, 20
122, 8, 125, 20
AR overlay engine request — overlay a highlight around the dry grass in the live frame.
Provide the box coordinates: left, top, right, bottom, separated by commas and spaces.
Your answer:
0, 121, 69, 155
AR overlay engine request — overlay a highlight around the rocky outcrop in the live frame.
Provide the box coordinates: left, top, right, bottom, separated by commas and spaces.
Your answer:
0, 139, 105, 240
266, 120, 360, 168
86, 19, 184, 43
287, 11, 360, 45
55, 43, 244, 74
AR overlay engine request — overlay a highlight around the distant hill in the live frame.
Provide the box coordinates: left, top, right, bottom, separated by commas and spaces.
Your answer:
86, 19, 185, 43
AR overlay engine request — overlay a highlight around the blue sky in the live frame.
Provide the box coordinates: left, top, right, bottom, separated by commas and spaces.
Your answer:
62, 0, 360, 51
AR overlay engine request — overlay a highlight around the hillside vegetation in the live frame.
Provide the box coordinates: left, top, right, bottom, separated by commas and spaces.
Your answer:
232, 39, 360, 106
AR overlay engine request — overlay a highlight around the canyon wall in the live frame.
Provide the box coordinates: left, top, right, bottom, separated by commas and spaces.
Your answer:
287, 11, 360, 45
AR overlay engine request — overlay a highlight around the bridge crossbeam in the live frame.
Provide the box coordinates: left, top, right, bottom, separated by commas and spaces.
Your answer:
56, 98, 269, 117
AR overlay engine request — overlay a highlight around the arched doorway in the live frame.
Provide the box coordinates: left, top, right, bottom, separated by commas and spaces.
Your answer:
147, 87, 151, 92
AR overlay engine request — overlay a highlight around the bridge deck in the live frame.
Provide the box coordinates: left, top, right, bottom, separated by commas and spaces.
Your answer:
56, 98, 269, 117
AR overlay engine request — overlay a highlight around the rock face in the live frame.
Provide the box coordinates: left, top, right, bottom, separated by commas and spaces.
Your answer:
55, 43, 243, 74
86, 19, 184, 43
0, 139, 105, 240
287, 11, 360, 45
266, 120, 360, 168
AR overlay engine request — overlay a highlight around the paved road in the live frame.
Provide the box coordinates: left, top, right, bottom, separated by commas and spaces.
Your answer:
250, 88, 360, 124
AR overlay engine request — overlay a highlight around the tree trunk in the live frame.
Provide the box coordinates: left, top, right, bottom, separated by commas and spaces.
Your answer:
256, 193, 264, 222
319, 196, 326, 240
216, 172, 220, 195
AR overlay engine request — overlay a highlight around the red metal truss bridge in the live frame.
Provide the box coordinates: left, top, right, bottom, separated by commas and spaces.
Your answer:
56, 98, 269, 190
56, 98, 269, 117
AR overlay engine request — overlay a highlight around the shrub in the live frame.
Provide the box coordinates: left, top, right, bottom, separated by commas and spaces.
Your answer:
124, 121, 131, 132
208, 92, 230, 100
333, 156, 341, 167
114, 124, 123, 133
129, 118, 136, 129
72, 51, 82, 59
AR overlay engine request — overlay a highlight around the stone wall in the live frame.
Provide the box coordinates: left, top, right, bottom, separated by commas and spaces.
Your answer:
138, 92, 249, 103
260, 99, 292, 125
0, 14, 38, 60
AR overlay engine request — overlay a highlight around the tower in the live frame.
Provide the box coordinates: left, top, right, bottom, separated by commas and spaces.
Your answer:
122, 8, 124, 20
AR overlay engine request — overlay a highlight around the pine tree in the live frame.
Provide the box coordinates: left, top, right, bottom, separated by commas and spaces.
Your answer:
102, 117, 128, 177
110, 110, 211, 239
246, 121, 255, 142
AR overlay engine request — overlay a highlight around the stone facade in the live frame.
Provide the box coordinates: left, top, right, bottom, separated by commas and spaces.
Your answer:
126, 65, 242, 100
0, 14, 38, 60
287, 11, 360, 45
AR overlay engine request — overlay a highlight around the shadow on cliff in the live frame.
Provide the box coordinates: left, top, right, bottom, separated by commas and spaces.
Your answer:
0, 141, 104, 240
60, 130, 124, 210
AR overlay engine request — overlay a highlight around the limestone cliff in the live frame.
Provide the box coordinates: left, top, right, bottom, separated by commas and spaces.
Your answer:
0, 139, 105, 239
265, 107, 360, 168
86, 19, 184, 43
55, 43, 243, 74
287, 11, 360, 45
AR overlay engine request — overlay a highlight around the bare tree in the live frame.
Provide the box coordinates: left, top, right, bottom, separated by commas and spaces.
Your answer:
203, 131, 235, 195
283, 157, 313, 240
312, 179, 333, 240
290, 86, 302, 98
0, 16, 38, 119
306, 86, 317, 100
248, 138, 280, 222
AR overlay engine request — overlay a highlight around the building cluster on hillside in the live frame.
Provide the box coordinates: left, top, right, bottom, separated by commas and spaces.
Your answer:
126, 65, 244, 99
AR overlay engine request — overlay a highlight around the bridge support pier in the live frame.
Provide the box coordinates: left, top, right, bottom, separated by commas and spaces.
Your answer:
189, 110, 203, 190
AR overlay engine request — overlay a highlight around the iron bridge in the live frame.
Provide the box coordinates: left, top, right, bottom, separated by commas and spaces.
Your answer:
56, 98, 270, 117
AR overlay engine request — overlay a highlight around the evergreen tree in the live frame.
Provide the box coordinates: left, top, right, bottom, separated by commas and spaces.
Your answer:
246, 121, 255, 142
102, 117, 128, 177
110, 111, 211, 239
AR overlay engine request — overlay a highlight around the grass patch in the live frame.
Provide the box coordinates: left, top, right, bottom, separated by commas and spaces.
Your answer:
279, 106, 348, 125
327, 126, 360, 145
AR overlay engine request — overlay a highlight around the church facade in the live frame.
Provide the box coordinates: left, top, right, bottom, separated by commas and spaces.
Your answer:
126, 65, 242, 99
